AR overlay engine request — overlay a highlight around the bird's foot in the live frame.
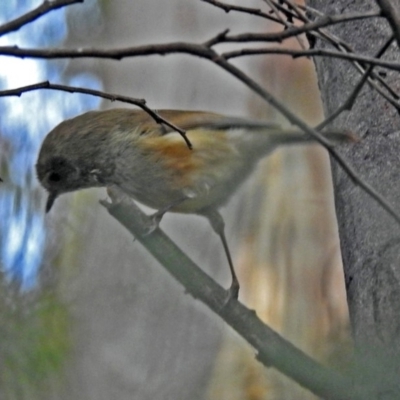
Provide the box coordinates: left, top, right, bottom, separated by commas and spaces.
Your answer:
221, 280, 240, 307
143, 211, 165, 235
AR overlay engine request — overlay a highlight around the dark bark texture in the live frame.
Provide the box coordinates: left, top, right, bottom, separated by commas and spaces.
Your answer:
308, 0, 400, 396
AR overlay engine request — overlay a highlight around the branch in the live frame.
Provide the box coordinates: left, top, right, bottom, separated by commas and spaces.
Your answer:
2, 39, 400, 228
263, 0, 306, 50
317, 35, 396, 131
212, 55, 400, 228
4, 42, 400, 72
0, 42, 214, 60
285, 1, 400, 113
0, 12, 382, 57
222, 46, 400, 72
100, 188, 374, 400
2, 41, 400, 100
211, 12, 381, 44
260, 0, 292, 22
0, 0, 83, 37
0, 81, 192, 148
202, 0, 380, 33
200, 0, 282, 24
376, 0, 400, 49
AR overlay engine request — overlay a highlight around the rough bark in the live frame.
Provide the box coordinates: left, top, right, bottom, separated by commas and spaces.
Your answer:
308, 0, 400, 396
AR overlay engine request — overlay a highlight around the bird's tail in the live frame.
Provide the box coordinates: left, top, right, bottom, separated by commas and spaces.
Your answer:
269, 129, 359, 145
233, 127, 358, 160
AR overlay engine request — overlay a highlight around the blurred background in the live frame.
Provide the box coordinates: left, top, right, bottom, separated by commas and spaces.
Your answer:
0, 1, 351, 399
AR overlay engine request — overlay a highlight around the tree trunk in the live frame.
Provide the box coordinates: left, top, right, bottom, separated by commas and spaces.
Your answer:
308, 0, 400, 395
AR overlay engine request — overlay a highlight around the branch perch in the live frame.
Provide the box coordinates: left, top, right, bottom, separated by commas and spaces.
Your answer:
100, 188, 374, 400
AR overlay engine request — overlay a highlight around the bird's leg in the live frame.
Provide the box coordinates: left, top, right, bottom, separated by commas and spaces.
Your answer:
146, 197, 187, 234
202, 209, 240, 300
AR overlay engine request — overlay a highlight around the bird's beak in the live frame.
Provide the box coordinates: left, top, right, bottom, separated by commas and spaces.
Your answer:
46, 191, 58, 213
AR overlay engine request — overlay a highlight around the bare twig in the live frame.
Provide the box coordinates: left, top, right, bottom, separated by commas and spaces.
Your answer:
273, 1, 400, 113
282, 0, 400, 111
376, 0, 400, 49
282, 3, 400, 112
239, 0, 398, 111
0, 81, 192, 148
4, 44, 400, 73
267, 0, 304, 22
222, 45, 400, 72
0, 0, 83, 37
215, 12, 381, 43
296, 3, 321, 17
200, 0, 282, 24
212, 57, 400, 227
0, 10, 375, 48
100, 188, 374, 400
317, 35, 396, 131
1, 39, 399, 226
204, 29, 230, 48
202, 0, 380, 34
279, 0, 307, 20
263, 0, 306, 49
0, 43, 214, 60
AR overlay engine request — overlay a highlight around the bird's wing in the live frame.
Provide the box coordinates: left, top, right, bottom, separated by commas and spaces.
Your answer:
132, 109, 280, 134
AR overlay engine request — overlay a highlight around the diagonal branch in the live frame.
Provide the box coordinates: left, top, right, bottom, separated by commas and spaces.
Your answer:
212, 56, 400, 228
0, 0, 83, 37
100, 188, 374, 400
317, 35, 396, 130
205, 0, 399, 111
211, 12, 381, 43
282, 0, 400, 113
203, 0, 380, 31
263, 0, 306, 49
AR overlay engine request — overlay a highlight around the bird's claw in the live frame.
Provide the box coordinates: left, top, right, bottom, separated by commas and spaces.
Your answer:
221, 281, 240, 308
143, 212, 164, 235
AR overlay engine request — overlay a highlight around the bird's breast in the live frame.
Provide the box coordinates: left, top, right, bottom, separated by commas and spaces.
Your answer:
114, 128, 261, 213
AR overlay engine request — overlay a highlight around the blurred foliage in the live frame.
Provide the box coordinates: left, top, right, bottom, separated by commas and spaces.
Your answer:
0, 281, 70, 399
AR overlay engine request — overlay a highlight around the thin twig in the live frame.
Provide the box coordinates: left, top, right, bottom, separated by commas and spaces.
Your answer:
4, 44, 400, 73
200, 0, 282, 24
222, 45, 400, 71
1, 39, 399, 227
266, 0, 304, 22
0, 10, 377, 48
317, 35, 396, 131
273, 0, 400, 112
0, 0, 83, 37
376, 0, 400, 49
211, 56, 400, 227
216, 12, 381, 43
279, 0, 307, 20
282, 3, 400, 112
296, 3, 321, 17
204, 29, 230, 48
0, 81, 192, 148
263, 0, 306, 49
281, 0, 400, 108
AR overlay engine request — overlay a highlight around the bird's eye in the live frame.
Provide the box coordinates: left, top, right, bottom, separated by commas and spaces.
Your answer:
48, 172, 62, 182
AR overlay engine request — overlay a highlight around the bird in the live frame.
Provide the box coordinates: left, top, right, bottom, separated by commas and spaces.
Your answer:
36, 108, 355, 299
